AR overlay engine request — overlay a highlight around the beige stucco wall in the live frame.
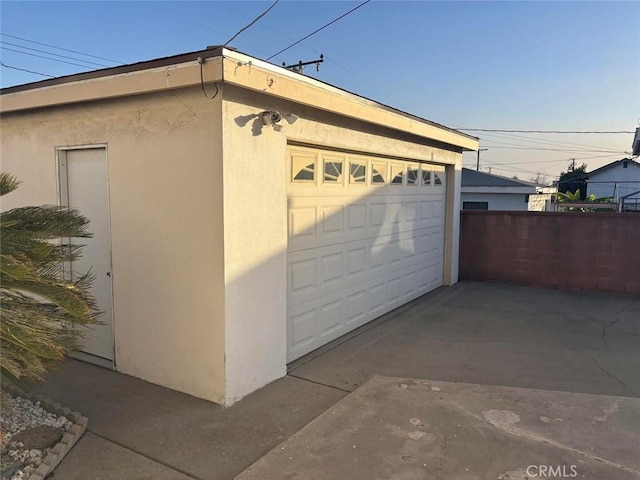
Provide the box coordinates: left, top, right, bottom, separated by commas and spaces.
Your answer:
221, 85, 463, 403
0, 86, 227, 404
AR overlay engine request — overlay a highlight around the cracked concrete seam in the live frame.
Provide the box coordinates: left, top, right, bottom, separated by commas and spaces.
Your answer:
591, 358, 639, 397
602, 299, 640, 349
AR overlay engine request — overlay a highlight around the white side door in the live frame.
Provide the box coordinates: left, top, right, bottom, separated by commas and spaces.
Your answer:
59, 148, 114, 362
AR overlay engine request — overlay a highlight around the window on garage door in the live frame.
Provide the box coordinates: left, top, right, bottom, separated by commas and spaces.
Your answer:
292, 154, 316, 182
323, 156, 345, 184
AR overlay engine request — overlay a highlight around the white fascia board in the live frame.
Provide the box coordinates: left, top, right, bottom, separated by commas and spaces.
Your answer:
221, 49, 478, 152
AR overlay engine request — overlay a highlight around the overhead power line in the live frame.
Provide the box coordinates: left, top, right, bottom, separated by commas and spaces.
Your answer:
472, 130, 627, 153
477, 145, 625, 154
0, 33, 123, 64
456, 128, 634, 134
463, 152, 624, 167
1, 41, 109, 67
1, 47, 97, 69
218, 2, 412, 111
223, 0, 280, 47
266, 0, 371, 61
0, 60, 54, 78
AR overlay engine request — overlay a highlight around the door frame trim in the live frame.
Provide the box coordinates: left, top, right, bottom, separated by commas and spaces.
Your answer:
56, 145, 116, 369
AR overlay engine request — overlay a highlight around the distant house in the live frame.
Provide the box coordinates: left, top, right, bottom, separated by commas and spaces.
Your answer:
585, 158, 640, 202
528, 185, 558, 212
461, 168, 536, 211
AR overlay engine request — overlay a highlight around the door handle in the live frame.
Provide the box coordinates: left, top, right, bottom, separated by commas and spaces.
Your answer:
106, 272, 111, 277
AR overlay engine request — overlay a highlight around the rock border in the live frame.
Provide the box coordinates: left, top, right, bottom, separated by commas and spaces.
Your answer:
1, 383, 88, 480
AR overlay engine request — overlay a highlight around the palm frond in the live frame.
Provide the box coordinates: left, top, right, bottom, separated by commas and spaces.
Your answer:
0, 172, 21, 196
0, 172, 101, 382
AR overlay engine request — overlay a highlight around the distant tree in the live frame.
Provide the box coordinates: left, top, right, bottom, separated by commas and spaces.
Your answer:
558, 161, 587, 200
529, 172, 549, 186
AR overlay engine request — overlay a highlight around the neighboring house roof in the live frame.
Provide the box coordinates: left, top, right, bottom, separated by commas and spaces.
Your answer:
461, 168, 536, 188
0, 46, 478, 152
583, 158, 639, 178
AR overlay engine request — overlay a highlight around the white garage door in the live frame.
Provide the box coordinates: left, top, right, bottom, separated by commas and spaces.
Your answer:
287, 146, 447, 361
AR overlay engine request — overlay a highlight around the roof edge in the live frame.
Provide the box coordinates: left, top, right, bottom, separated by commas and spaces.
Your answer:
1, 46, 478, 151
0, 46, 224, 95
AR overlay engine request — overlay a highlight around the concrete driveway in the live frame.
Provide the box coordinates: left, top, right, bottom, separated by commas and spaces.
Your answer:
16, 281, 639, 479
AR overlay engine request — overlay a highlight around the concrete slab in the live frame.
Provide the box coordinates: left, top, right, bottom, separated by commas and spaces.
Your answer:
291, 282, 640, 397
16, 281, 639, 479
237, 376, 640, 480
53, 432, 195, 480
19, 361, 346, 480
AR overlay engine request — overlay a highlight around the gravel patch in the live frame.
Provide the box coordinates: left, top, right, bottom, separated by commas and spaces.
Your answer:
1, 385, 88, 480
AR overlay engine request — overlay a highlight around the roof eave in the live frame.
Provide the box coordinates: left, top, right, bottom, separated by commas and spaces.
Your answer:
0, 47, 478, 152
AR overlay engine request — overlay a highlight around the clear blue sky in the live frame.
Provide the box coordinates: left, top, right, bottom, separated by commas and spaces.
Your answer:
1, 1, 638, 180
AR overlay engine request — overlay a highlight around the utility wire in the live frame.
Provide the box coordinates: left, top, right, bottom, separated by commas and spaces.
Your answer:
481, 161, 557, 178
470, 129, 627, 151
463, 153, 624, 168
0, 33, 123, 64
0, 60, 54, 78
266, 0, 371, 61
1, 47, 97, 69
475, 145, 625, 154
219, 2, 411, 110
456, 128, 634, 134
1, 41, 109, 67
223, 0, 280, 47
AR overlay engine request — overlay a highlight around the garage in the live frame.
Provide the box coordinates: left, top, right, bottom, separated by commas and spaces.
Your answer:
287, 145, 448, 361
2, 45, 478, 405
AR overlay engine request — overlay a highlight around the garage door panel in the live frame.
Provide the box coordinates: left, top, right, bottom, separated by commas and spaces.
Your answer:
289, 207, 317, 239
288, 307, 317, 354
319, 298, 345, 338
289, 258, 317, 296
287, 147, 448, 362
320, 252, 344, 285
346, 289, 367, 325
433, 199, 445, 221
287, 256, 442, 360
370, 202, 387, 227
347, 204, 367, 231
320, 205, 344, 235
403, 200, 419, 224
403, 271, 418, 300
288, 226, 443, 306
289, 194, 446, 252
346, 247, 367, 277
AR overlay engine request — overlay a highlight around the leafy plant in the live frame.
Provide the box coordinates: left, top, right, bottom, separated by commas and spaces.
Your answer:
554, 189, 613, 212
1, 172, 100, 382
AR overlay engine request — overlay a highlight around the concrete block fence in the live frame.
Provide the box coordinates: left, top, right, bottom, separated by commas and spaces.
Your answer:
459, 211, 640, 296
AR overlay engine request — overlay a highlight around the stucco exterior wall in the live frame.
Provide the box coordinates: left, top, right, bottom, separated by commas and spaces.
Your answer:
0, 87, 227, 403
221, 85, 463, 403
461, 192, 530, 211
